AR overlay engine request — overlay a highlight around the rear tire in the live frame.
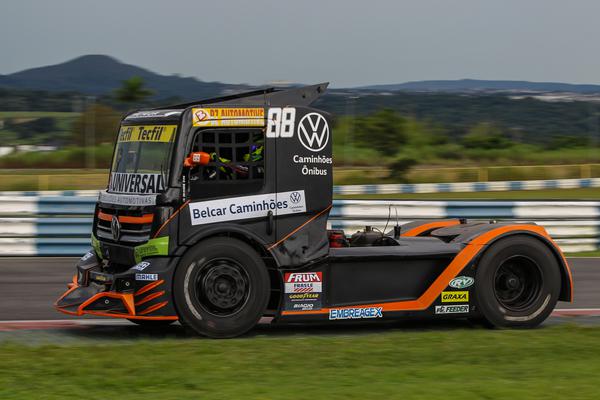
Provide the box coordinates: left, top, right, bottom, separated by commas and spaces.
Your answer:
475, 235, 560, 328
173, 237, 270, 338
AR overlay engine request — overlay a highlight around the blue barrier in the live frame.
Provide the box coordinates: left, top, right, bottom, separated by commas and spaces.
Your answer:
1, 194, 599, 255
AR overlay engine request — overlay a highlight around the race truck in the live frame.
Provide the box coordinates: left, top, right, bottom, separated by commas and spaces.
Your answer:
55, 84, 573, 338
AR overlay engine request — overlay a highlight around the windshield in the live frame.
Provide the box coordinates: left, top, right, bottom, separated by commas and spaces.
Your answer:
108, 124, 177, 194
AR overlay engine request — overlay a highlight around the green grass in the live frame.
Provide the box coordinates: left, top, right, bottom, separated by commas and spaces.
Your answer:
1, 324, 599, 399
335, 187, 600, 200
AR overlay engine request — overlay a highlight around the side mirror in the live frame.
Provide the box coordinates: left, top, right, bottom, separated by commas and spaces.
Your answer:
184, 151, 210, 168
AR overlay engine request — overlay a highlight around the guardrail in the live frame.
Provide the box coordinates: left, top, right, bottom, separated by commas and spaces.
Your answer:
0, 194, 598, 255
2, 176, 600, 196
334, 177, 600, 195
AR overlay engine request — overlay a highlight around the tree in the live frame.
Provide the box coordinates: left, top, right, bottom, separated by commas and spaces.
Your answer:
113, 76, 154, 104
461, 122, 511, 149
70, 104, 122, 146
355, 109, 407, 157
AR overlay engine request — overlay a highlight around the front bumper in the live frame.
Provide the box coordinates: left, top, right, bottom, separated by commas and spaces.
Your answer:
54, 251, 178, 321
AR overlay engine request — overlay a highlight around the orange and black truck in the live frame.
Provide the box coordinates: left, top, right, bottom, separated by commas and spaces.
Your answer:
56, 84, 573, 337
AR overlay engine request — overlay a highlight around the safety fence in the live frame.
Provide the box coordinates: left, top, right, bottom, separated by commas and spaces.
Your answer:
334, 177, 600, 195
0, 192, 598, 255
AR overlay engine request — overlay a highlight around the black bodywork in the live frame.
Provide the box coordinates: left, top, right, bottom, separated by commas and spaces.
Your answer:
56, 84, 572, 324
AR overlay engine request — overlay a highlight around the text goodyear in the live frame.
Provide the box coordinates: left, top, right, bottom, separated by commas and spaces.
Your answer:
441, 291, 469, 303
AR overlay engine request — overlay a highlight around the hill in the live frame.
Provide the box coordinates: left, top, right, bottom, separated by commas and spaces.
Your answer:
0, 55, 248, 100
360, 79, 600, 93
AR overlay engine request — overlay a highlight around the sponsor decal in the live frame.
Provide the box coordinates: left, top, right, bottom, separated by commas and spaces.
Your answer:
329, 307, 383, 320
132, 261, 151, 271
441, 291, 469, 303
449, 276, 475, 289
117, 125, 176, 143
292, 154, 332, 176
287, 293, 320, 300
135, 273, 158, 281
293, 303, 314, 310
125, 110, 181, 119
89, 271, 110, 282
99, 191, 157, 206
297, 112, 329, 152
108, 173, 165, 194
192, 108, 265, 127
81, 252, 94, 261
284, 272, 322, 293
134, 237, 169, 263
189, 190, 306, 226
290, 191, 302, 204
435, 305, 470, 314
284, 272, 322, 311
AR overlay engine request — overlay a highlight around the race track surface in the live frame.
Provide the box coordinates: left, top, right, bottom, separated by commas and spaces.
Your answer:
0, 257, 598, 322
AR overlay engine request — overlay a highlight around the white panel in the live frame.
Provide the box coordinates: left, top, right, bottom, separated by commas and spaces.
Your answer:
0, 238, 36, 255
340, 200, 447, 219
0, 198, 38, 216
0, 218, 36, 236
514, 202, 600, 218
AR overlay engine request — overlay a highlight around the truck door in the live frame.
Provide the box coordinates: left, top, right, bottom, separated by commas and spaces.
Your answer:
179, 125, 277, 245
269, 106, 333, 267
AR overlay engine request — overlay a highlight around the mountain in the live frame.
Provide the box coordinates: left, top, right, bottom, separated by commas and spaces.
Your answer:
0, 55, 249, 100
3, 55, 600, 99
359, 79, 600, 93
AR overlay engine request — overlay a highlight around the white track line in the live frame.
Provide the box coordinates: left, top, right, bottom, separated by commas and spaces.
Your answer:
0, 311, 598, 328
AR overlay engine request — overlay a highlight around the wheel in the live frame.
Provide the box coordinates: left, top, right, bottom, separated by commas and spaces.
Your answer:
127, 319, 176, 327
173, 237, 270, 338
475, 235, 561, 328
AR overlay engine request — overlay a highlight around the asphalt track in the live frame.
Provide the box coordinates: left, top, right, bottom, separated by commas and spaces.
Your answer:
0, 257, 598, 335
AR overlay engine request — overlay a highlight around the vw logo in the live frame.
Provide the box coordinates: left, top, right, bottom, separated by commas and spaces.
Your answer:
290, 191, 302, 204
111, 215, 121, 241
297, 113, 329, 152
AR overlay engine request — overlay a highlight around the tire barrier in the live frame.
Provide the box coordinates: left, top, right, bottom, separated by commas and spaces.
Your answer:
0, 194, 598, 255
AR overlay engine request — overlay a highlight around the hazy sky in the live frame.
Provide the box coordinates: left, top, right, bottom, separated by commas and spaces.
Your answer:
1, 0, 600, 87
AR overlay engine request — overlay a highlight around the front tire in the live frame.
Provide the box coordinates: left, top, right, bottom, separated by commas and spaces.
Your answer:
173, 237, 270, 338
475, 235, 561, 328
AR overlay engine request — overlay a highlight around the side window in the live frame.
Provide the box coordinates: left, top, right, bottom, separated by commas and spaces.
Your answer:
189, 128, 265, 199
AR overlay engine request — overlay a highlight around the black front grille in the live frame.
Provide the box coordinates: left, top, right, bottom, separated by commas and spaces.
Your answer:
96, 208, 152, 245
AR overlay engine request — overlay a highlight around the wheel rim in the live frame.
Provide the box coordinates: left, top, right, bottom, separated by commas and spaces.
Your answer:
493, 255, 543, 312
195, 258, 250, 317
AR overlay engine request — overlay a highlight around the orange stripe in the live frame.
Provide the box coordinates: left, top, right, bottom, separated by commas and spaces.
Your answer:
55, 306, 178, 321
281, 224, 557, 316
53, 275, 79, 306
97, 211, 153, 224
138, 301, 169, 315
77, 292, 135, 315
120, 214, 154, 224
153, 200, 191, 238
97, 211, 113, 222
402, 220, 461, 237
267, 205, 332, 251
135, 280, 164, 296
135, 291, 165, 307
